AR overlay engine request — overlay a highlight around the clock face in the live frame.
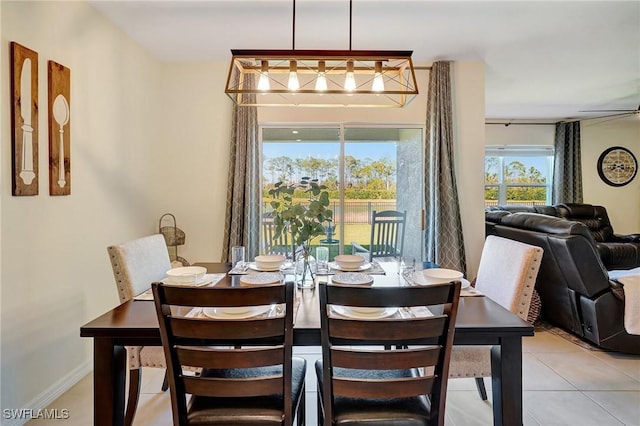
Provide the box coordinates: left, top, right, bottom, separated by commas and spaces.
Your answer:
597, 147, 637, 187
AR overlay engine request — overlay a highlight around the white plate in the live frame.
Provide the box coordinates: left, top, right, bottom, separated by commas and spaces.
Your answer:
412, 273, 470, 289
202, 305, 272, 319
332, 306, 398, 319
329, 261, 371, 272
163, 275, 212, 287
248, 262, 282, 272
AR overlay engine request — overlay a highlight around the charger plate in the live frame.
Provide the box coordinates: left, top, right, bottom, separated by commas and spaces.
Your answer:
240, 272, 282, 285
202, 305, 272, 319
332, 306, 398, 319
331, 272, 374, 285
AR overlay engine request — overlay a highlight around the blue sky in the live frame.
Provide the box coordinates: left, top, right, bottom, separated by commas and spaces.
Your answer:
263, 142, 397, 161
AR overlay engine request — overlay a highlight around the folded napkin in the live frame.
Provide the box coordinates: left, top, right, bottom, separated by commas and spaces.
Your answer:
228, 266, 249, 275
461, 287, 484, 297
133, 273, 226, 301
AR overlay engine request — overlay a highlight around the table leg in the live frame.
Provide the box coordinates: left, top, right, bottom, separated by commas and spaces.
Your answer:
490, 336, 523, 426
93, 338, 126, 426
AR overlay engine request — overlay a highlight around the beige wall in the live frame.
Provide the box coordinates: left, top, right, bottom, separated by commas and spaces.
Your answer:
0, 0, 171, 415
582, 117, 640, 233
485, 120, 640, 233
486, 123, 555, 147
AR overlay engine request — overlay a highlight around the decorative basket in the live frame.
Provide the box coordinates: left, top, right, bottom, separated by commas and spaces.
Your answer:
527, 288, 542, 324
159, 213, 186, 246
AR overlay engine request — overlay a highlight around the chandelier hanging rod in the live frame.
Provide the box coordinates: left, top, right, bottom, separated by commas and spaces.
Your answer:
224, 0, 419, 107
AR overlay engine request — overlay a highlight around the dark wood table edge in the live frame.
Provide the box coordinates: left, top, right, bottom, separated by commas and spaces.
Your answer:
80, 263, 533, 426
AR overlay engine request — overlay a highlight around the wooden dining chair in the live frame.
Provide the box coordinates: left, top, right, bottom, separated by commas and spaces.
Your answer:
351, 210, 406, 261
152, 279, 306, 426
448, 235, 543, 400
107, 234, 172, 426
316, 280, 461, 426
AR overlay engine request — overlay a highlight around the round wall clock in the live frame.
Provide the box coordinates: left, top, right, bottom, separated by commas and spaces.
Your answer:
597, 146, 637, 187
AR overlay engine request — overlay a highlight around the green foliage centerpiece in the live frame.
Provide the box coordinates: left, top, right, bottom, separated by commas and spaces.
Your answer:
268, 177, 333, 287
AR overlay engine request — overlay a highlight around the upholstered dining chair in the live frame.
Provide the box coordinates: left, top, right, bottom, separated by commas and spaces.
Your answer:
316, 280, 461, 426
107, 234, 172, 426
448, 235, 543, 400
351, 210, 406, 261
152, 279, 306, 426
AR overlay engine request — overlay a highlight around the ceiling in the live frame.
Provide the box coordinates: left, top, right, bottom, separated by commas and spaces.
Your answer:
89, 0, 640, 121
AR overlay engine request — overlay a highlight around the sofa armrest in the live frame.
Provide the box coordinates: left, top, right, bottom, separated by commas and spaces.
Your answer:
612, 233, 640, 244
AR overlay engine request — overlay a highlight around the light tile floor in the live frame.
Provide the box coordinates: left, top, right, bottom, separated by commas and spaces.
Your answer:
28, 328, 640, 425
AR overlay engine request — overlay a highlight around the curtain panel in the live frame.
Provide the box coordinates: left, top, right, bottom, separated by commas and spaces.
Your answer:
424, 61, 467, 274
552, 121, 583, 204
222, 73, 261, 262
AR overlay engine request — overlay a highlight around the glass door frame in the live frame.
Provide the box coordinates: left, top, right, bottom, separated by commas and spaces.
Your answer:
259, 122, 425, 260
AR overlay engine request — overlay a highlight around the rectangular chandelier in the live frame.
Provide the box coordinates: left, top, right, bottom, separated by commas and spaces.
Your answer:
225, 49, 418, 108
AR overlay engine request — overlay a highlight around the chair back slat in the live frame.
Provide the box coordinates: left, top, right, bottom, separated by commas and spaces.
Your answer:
319, 281, 460, 426
328, 316, 447, 342
183, 375, 282, 398
369, 210, 406, 259
326, 284, 455, 307
153, 279, 297, 425
176, 346, 284, 370
333, 376, 435, 399
160, 284, 285, 307
331, 347, 441, 370
262, 215, 291, 256
169, 316, 285, 341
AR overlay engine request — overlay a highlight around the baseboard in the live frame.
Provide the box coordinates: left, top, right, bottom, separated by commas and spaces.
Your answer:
2, 362, 91, 426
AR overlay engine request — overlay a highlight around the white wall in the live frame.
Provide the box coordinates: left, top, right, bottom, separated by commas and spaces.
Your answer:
0, 0, 174, 415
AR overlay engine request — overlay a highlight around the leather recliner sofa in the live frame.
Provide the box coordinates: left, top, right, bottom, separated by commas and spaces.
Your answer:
487, 211, 640, 354
487, 203, 640, 270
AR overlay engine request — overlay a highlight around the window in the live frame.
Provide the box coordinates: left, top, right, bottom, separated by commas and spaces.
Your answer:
485, 146, 554, 207
260, 125, 424, 261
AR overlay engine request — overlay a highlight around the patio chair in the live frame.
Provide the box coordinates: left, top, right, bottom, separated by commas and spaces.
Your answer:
316, 280, 461, 426
152, 280, 306, 425
262, 213, 293, 257
448, 235, 543, 400
351, 210, 406, 261
107, 234, 173, 426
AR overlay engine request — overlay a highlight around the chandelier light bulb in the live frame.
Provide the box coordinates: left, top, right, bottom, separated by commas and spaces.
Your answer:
288, 60, 300, 91
315, 60, 328, 91
344, 60, 356, 91
257, 60, 270, 91
372, 61, 384, 92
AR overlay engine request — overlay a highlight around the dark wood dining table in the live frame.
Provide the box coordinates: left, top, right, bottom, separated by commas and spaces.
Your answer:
81, 262, 533, 426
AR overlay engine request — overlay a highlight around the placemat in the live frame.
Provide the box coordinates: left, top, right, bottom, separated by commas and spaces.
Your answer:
133, 273, 226, 301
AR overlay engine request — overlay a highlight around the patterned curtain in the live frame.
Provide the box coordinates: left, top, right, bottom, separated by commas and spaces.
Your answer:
552, 121, 583, 204
424, 61, 467, 274
222, 71, 261, 262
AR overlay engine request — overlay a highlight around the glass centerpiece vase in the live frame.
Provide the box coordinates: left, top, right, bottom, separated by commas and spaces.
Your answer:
268, 178, 333, 288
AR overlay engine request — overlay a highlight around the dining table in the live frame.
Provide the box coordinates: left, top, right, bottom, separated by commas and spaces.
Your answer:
81, 262, 534, 426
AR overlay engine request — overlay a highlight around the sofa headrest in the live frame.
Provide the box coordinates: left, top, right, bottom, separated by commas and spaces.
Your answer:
485, 210, 511, 223
500, 212, 594, 240
555, 203, 613, 241
556, 203, 597, 218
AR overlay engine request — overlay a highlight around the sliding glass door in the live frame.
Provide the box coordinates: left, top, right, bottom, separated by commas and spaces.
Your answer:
261, 125, 424, 261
